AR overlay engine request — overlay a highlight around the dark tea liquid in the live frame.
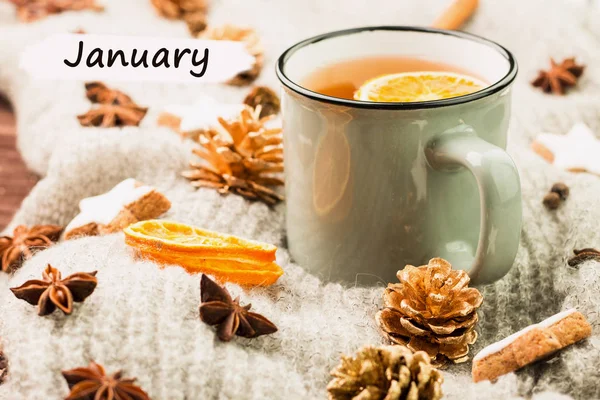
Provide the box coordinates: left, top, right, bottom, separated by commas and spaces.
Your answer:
301, 56, 483, 100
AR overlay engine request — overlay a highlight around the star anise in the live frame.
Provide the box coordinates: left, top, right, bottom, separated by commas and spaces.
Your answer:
79, 83, 147, 127
568, 248, 600, 267
0, 224, 63, 273
532, 57, 585, 95
243, 86, 280, 119
9, 0, 104, 23
62, 361, 150, 400
10, 264, 97, 316
85, 82, 133, 106
199, 274, 277, 342
77, 104, 148, 127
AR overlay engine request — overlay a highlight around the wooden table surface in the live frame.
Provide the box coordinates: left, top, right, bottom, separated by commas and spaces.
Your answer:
0, 96, 38, 231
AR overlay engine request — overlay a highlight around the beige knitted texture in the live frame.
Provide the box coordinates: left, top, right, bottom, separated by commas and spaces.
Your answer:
1, 0, 600, 399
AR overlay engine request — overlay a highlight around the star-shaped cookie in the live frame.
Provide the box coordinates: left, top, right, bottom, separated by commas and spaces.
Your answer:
158, 96, 245, 139
532, 123, 600, 175
64, 178, 171, 239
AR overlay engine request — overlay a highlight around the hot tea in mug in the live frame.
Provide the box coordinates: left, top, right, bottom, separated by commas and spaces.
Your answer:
277, 27, 521, 285
302, 56, 487, 102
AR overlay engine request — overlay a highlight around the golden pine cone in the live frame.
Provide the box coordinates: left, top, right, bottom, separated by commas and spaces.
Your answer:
327, 345, 443, 400
182, 106, 284, 205
150, 0, 208, 18
184, 11, 207, 35
243, 86, 281, 119
376, 258, 483, 366
198, 25, 264, 85
150, 0, 208, 34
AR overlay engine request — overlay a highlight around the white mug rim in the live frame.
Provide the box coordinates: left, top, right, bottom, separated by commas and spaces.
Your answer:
275, 26, 518, 110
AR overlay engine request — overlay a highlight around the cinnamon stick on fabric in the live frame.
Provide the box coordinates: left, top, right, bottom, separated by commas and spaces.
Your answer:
432, 0, 479, 30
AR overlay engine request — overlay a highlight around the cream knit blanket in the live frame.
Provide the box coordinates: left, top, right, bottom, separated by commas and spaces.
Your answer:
1, 0, 600, 398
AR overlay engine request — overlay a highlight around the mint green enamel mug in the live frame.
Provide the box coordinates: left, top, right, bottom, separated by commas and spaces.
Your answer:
276, 27, 521, 285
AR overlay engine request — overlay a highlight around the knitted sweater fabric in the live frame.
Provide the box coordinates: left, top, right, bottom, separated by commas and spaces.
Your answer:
1, 0, 600, 399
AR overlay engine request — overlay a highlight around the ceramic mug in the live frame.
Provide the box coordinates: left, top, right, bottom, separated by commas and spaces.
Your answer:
276, 27, 521, 285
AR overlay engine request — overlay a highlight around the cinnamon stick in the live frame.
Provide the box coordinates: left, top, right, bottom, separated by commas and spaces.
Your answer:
432, 0, 479, 30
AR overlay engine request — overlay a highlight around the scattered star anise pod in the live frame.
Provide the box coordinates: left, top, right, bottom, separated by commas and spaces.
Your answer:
9, 0, 104, 23
568, 248, 600, 267
199, 274, 277, 342
62, 361, 150, 400
77, 104, 148, 127
79, 83, 147, 127
243, 86, 280, 119
85, 82, 134, 106
0, 224, 63, 273
532, 57, 585, 95
10, 264, 97, 316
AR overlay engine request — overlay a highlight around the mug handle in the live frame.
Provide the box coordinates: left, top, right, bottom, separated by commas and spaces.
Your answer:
425, 125, 522, 284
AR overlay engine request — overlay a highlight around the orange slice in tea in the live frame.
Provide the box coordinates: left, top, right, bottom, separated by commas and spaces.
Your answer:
354, 71, 486, 103
124, 220, 283, 286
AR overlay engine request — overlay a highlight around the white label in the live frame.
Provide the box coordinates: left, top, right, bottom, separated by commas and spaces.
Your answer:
19, 33, 255, 83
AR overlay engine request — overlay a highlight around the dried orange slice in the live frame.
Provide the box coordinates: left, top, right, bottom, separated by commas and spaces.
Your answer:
124, 220, 283, 286
354, 71, 486, 103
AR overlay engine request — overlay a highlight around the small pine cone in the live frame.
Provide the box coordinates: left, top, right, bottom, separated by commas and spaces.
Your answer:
0, 342, 6, 384
327, 345, 443, 400
199, 25, 264, 85
150, 0, 208, 19
184, 11, 207, 35
182, 106, 284, 205
376, 258, 483, 366
243, 86, 280, 119
150, 0, 184, 18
